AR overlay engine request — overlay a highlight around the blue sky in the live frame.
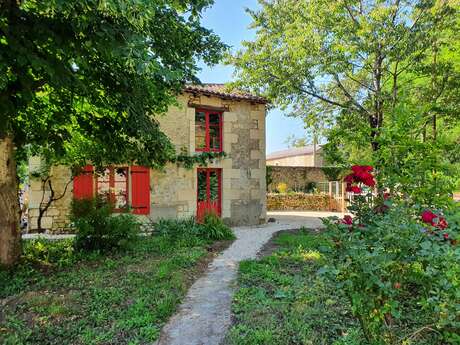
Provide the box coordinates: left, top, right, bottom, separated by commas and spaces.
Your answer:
196, 0, 306, 154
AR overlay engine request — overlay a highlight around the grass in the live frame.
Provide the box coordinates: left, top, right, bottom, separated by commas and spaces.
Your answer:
0, 235, 224, 345
224, 229, 364, 345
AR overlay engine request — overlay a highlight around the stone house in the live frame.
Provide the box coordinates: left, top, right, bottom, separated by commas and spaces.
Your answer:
266, 145, 325, 167
28, 84, 268, 230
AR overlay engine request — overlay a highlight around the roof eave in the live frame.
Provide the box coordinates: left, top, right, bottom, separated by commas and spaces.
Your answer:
183, 87, 269, 105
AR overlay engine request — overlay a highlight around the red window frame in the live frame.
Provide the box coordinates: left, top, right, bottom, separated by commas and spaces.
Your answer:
196, 168, 222, 222
195, 109, 223, 152
95, 166, 129, 212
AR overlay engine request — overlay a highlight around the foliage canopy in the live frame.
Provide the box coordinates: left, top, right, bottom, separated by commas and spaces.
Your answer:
0, 0, 226, 168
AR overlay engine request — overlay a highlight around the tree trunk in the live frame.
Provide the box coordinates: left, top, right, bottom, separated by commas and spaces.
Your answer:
0, 135, 21, 267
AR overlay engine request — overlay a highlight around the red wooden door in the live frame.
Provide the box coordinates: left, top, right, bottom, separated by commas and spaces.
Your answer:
197, 168, 221, 222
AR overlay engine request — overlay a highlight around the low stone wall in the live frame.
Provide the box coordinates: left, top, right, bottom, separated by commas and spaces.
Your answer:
267, 193, 341, 211
267, 166, 328, 192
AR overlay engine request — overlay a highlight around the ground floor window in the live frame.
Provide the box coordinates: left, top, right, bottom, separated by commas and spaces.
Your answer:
73, 165, 150, 215
96, 167, 129, 211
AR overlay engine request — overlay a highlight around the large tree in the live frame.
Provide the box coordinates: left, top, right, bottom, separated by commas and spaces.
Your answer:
231, 0, 458, 151
0, 0, 225, 266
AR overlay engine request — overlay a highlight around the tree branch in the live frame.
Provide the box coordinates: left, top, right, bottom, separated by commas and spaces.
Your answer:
267, 72, 350, 109
345, 72, 375, 92
37, 176, 73, 232
343, 0, 360, 26
391, 61, 399, 109
333, 74, 370, 115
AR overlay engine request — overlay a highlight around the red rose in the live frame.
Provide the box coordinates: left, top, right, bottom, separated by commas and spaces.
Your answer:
342, 215, 353, 225
353, 171, 366, 181
351, 165, 363, 173
383, 192, 391, 200
344, 174, 354, 183
351, 185, 362, 194
354, 171, 374, 184
437, 217, 448, 230
363, 177, 376, 187
351, 165, 373, 173
421, 210, 437, 225
443, 233, 449, 240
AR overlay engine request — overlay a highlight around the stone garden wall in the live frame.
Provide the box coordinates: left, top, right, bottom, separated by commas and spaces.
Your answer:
267, 193, 342, 212
267, 166, 328, 192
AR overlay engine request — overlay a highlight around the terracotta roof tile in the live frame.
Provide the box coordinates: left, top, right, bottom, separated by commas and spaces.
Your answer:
184, 83, 268, 104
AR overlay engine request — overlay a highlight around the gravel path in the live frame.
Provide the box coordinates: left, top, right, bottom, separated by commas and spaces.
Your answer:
155, 212, 338, 345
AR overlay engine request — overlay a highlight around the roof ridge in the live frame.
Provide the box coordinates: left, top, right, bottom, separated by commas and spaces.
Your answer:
184, 84, 268, 104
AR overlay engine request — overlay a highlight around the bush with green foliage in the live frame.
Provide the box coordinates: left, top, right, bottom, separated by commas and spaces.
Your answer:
303, 181, 317, 193
152, 214, 235, 243
153, 217, 204, 247
71, 198, 140, 252
323, 194, 460, 344
22, 238, 76, 268
200, 213, 235, 241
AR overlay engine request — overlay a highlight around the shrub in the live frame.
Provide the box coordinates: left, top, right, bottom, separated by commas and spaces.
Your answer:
22, 238, 76, 268
153, 217, 204, 246
152, 214, 235, 243
71, 198, 140, 252
322, 188, 460, 344
200, 213, 235, 241
303, 181, 317, 193
276, 182, 288, 194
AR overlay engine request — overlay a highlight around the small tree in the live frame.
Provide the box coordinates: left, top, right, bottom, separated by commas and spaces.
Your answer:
0, 0, 226, 266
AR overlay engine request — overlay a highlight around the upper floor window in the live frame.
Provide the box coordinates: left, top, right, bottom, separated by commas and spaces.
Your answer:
195, 109, 223, 152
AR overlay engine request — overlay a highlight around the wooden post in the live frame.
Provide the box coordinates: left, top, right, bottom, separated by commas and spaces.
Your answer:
328, 181, 332, 211
341, 181, 346, 213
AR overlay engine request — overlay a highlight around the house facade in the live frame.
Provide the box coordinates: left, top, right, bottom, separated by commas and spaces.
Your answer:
28, 84, 268, 231
266, 145, 325, 167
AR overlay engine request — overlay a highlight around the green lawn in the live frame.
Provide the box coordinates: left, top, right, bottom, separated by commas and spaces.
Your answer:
0, 236, 223, 345
224, 229, 364, 345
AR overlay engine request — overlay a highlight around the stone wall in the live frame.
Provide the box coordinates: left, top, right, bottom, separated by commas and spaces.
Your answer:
267, 193, 341, 211
267, 166, 328, 192
267, 193, 340, 211
28, 157, 73, 231
28, 93, 267, 231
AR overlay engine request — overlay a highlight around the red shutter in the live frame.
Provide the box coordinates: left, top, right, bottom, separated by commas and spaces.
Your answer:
73, 165, 94, 199
131, 166, 150, 215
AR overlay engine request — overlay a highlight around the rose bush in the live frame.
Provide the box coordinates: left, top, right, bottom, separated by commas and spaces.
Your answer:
322, 167, 460, 344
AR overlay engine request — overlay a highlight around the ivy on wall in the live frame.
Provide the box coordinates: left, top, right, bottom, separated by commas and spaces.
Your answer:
266, 166, 273, 191
174, 151, 227, 170
321, 167, 346, 181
